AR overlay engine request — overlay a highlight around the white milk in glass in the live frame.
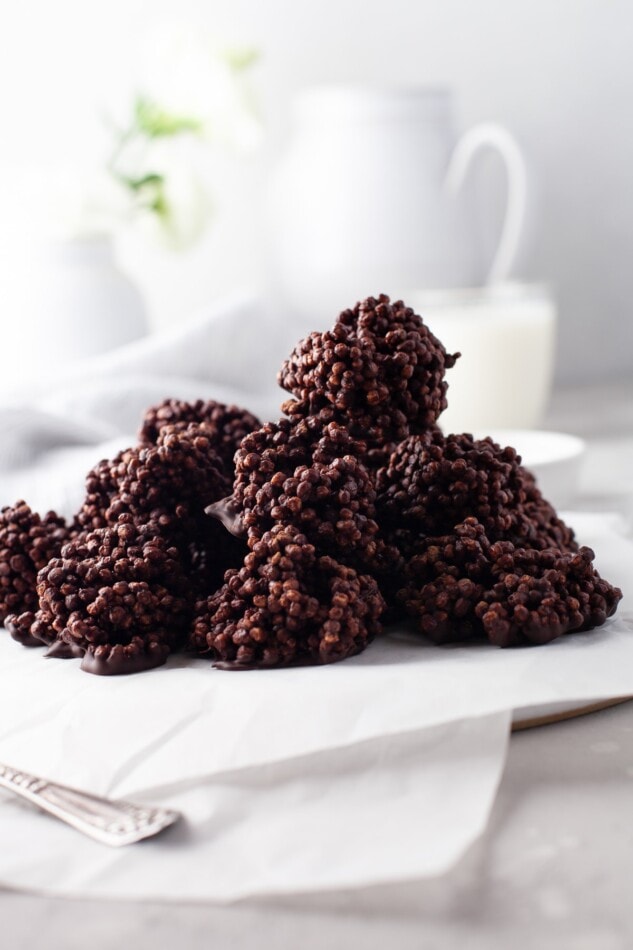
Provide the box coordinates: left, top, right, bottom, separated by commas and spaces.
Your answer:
405, 284, 556, 433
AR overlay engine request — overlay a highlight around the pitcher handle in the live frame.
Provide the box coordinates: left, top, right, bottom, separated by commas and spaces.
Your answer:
445, 122, 527, 285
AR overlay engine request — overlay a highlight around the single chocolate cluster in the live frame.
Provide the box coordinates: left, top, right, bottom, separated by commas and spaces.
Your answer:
36, 518, 192, 674
139, 398, 260, 473
77, 424, 230, 536
398, 518, 621, 647
279, 294, 458, 459
189, 525, 384, 668
477, 543, 621, 646
375, 432, 577, 557
0, 294, 624, 674
225, 419, 388, 570
380, 430, 621, 647
0, 502, 72, 646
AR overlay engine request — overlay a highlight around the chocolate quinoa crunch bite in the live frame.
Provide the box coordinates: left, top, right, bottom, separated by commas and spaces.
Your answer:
37, 516, 192, 674
76, 423, 230, 541
221, 418, 386, 568
139, 398, 260, 473
398, 517, 622, 648
476, 543, 622, 647
279, 294, 459, 453
114, 422, 231, 536
189, 524, 385, 669
0, 501, 71, 645
376, 431, 577, 558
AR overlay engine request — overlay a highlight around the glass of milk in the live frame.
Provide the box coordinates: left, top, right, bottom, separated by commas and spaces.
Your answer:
405, 282, 557, 433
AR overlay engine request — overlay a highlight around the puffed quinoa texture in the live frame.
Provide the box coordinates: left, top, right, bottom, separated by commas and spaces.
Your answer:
0, 293, 624, 672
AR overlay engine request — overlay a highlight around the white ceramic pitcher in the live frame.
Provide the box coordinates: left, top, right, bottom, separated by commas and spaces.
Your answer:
270, 85, 527, 320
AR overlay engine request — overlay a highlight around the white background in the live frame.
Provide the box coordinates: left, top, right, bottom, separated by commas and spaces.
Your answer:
0, 0, 631, 384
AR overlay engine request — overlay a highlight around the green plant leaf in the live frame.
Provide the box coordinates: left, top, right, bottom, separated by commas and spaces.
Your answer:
134, 96, 203, 138
123, 172, 164, 192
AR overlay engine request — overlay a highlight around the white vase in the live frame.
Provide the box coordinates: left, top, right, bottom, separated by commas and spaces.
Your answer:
0, 234, 147, 389
269, 85, 527, 322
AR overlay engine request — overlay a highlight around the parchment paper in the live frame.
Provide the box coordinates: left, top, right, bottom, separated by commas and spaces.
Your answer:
0, 512, 630, 901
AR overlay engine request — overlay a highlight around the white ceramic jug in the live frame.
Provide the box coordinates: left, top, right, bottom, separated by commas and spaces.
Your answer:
270, 86, 527, 321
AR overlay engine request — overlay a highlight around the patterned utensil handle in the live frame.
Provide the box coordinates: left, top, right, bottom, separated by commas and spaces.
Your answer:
0, 762, 180, 846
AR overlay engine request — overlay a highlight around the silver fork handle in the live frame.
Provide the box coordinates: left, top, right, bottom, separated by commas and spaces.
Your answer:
0, 762, 180, 846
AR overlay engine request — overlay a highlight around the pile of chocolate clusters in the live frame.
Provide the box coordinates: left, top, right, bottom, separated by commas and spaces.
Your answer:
0, 295, 623, 675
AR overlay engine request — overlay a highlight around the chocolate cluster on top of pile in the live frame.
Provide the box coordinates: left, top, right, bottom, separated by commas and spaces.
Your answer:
0, 295, 623, 674
279, 294, 454, 464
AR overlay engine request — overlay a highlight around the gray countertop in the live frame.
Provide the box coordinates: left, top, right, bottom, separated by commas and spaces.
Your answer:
3, 381, 633, 950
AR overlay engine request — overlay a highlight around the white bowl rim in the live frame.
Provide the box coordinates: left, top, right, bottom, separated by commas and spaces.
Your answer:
471, 429, 586, 467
